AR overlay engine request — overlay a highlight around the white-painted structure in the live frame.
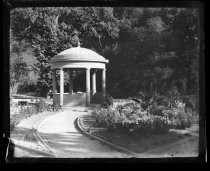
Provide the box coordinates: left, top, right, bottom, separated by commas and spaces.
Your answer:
50, 42, 109, 106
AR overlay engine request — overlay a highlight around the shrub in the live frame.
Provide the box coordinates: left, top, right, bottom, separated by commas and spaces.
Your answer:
129, 113, 171, 135
10, 100, 18, 108
10, 114, 21, 130
162, 104, 194, 129
130, 91, 159, 111
92, 107, 128, 131
35, 99, 48, 113
91, 95, 197, 136
170, 108, 192, 129
100, 94, 114, 108
10, 105, 37, 130
19, 105, 36, 116
92, 108, 109, 127
150, 107, 164, 117
91, 103, 171, 136
10, 99, 49, 131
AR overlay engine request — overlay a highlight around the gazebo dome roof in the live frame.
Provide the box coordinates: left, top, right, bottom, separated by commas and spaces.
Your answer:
51, 46, 109, 64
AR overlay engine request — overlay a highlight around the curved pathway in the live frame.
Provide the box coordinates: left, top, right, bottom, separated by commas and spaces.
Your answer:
37, 107, 131, 158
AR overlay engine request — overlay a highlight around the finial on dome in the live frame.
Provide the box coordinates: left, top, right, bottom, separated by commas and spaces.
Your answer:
77, 41, 81, 47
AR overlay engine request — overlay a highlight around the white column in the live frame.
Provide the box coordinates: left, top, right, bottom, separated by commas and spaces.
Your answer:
52, 70, 57, 94
60, 68, 64, 106
69, 71, 73, 94
92, 70, 96, 96
52, 70, 57, 105
86, 68, 90, 106
102, 68, 106, 95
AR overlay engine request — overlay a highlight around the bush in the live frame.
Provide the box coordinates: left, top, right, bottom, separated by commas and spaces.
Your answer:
130, 91, 159, 111
162, 101, 195, 129
100, 94, 114, 109
10, 99, 49, 130
10, 114, 21, 130
34, 99, 48, 113
91, 95, 197, 136
10, 105, 37, 130
91, 104, 171, 136
150, 107, 165, 117
169, 108, 193, 129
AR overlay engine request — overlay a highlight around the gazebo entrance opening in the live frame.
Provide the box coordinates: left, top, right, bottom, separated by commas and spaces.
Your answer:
50, 42, 109, 106
67, 69, 102, 93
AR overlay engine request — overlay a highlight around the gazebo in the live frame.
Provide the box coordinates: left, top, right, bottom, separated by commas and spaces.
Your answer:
50, 42, 109, 106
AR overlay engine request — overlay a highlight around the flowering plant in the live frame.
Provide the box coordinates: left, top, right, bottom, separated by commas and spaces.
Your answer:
91, 94, 196, 136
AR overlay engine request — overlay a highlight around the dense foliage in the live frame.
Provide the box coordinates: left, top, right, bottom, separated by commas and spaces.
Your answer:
100, 94, 114, 108
10, 7, 199, 98
10, 99, 49, 130
10, 30, 38, 96
91, 92, 198, 136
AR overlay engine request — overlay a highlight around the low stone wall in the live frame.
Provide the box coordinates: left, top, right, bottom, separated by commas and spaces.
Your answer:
53, 93, 86, 106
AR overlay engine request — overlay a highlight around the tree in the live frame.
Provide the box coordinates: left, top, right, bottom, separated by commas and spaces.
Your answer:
10, 7, 120, 96
10, 29, 38, 95
10, 7, 200, 98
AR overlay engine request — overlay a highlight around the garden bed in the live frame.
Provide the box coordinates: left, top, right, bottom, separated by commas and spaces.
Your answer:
81, 115, 198, 154
84, 93, 199, 155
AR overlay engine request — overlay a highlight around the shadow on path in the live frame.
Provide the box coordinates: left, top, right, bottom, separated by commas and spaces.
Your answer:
38, 109, 131, 158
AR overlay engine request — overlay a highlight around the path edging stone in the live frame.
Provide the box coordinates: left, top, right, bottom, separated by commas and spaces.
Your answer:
14, 143, 55, 157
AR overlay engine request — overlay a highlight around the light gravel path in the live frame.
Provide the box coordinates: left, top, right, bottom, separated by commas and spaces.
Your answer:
38, 107, 131, 158
11, 105, 199, 158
